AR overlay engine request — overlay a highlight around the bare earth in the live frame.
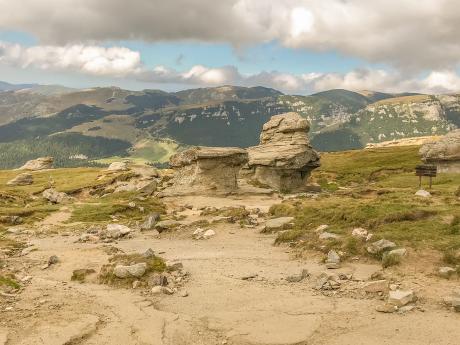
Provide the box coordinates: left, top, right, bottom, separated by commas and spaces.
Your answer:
1, 194, 459, 345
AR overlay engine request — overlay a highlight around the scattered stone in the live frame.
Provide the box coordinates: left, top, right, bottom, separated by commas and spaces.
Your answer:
203, 229, 216, 239
142, 248, 155, 258
351, 227, 368, 239
179, 289, 189, 297
286, 269, 309, 282
388, 290, 416, 307
106, 224, 132, 238
363, 280, 389, 293
438, 266, 456, 279
140, 213, 161, 230
7, 173, 33, 186
367, 239, 397, 254
319, 232, 340, 240
107, 161, 128, 171
48, 255, 59, 265
42, 188, 71, 204
386, 248, 407, 258
325, 250, 341, 269
166, 261, 184, 271
315, 272, 341, 290
151, 286, 163, 294
415, 189, 431, 198
19, 156, 53, 171
263, 217, 294, 232
376, 303, 398, 313
113, 263, 147, 279
193, 227, 216, 240
155, 220, 180, 232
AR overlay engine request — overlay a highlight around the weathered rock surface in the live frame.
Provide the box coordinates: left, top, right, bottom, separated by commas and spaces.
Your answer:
438, 266, 456, 279
114, 263, 147, 278
163, 146, 248, 196
263, 217, 294, 232
367, 239, 397, 254
7, 173, 33, 186
19, 156, 53, 171
42, 188, 71, 204
325, 250, 341, 269
420, 129, 460, 173
141, 213, 161, 230
243, 112, 320, 192
415, 189, 431, 198
107, 161, 128, 171
388, 290, 416, 307
105, 224, 132, 238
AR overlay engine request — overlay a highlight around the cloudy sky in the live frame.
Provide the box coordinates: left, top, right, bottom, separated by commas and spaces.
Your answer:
1, 0, 460, 94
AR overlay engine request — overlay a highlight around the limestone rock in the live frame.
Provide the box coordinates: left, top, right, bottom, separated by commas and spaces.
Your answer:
107, 161, 128, 171
363, 280, 389, 293
19, 156, 53, 170
263, 217, 294, 232
438, 266, 456, 279
415, 189, 431, 198
367, 239, 397, 254
164, 146, 248, 196
388, 290, 416, 307
420, 129, 460, 173
7, 173, 33, 186
244, 112, 320, 193
42, 188, 71, 204
325, 250, 341, 269
155, 220, 180, 232
351, 227, 368, 239
113, 263, 147, 278
106, 224, 132, 238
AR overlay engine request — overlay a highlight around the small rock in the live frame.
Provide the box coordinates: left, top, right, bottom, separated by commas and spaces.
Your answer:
151, 286, 163, 294
325, 250, 341, 269
363, 280, 389, 293
113, 263, 147, 279
142, 248, 155, 258
376, 303, 398, 313
438, 266, 456, 279
161, 287, 174, 295
132, 280, 141, 289
48, 255, 59, 265
42, 188, 71, 204
319, 232, 340, 240
388, 290, 416, 307
315, 224, 329, 233
128, 202, 136, 208
179, 289, 189, 297
286, 269, 310, 282
141, 213, 161, 230
367, 239, 397, 254
203, 229, 216, 239
351, 227, 368, 239
106, 224, 132, 239
263, 217, 294, 232
415, 189, 431, 198
386, 248, 407, 257
155, 220, 180, 232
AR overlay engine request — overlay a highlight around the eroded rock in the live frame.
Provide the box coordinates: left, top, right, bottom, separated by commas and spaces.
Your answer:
420, 129, 460, 173
19, 157, 53, 171
7, 173, 33, 186
42, 188, 71, 204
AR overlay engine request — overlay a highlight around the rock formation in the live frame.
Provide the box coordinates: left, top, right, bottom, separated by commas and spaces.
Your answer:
419, 129, 460, 173
6, 173, 33, 186
19, 157, 53, 171
242, 112, 320, 192
162, 146, 248, 196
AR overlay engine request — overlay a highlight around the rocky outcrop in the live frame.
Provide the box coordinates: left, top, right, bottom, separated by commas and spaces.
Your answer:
107, 161, 128, 172
163, 146, 248, 196
242, 112, 320, 192
42, 188, 71, 204
419, 129, 460, 173
6, 173, 33, 186
19, 157, 53, 171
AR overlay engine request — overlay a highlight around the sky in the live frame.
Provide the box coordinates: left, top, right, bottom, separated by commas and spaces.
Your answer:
1, 0, 460, 94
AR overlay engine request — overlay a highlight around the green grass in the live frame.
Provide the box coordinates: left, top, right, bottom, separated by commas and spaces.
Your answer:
69, 191, 166, 223
0, 275, 20, 289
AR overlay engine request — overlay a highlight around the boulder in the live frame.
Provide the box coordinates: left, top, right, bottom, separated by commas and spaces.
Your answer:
163, 146, 248, 196
19, 157, 53, 171
42, 188, 71, 204
415, 189, 431, 198
107, 161, 128, 171
438, 266, 456, 279
419, 129, 460, 173
105, 224, 132, 238
243, 112, 320, 193
7, 173, 33, 186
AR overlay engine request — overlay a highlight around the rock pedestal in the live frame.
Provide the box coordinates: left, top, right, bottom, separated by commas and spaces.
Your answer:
163, 146, 248, 196
419, 129, 460, 173
243, 112, 320, 192
19, 157, 54, 171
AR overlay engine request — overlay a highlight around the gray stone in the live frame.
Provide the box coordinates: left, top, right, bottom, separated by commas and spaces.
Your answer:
106, 224, 132, 238
155, 220, 180, 232
388, 290, 416, 307
107, 161, 128, 171
48, 255, 59, 265
113, 263, 147, 279
151, 286, 163, 294
420, 129, 460, 173
42, 188, 71, 204
325, 250, 341, 269
7, 173, 33, 186
286, 269, 309, 282
143, 248, 155, 258
141, 213, 161, 230
264, 217, 294, 232
415, 189, 431, 198
438, 266, 456, 279
387, 248, 407, 257
363, 280, 389, 293
203, 229, 216, 239
367, 239, 397, 254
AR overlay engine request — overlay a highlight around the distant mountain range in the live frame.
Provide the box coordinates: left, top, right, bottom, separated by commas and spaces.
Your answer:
0, 81, 458, 168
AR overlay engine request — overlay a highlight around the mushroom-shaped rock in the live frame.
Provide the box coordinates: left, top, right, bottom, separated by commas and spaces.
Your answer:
19, 157, 53, 171
243, 112, 320, 192
419, 129, 460, 173
164, 146, 248, 196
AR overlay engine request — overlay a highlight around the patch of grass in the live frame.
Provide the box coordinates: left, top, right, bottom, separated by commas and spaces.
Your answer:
382, 253, 402, 268
69, 191, 166, 223
0, 275, 20, 289
269, 203, 297, 217
442, 249, 460, 266
71, 268, 96, 283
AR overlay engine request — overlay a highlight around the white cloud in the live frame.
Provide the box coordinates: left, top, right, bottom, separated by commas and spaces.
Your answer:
1, 0, 460, 71
0, 42, 142, 76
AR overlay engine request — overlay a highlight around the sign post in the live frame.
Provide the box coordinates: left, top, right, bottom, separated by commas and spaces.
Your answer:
415, 164, 437, 189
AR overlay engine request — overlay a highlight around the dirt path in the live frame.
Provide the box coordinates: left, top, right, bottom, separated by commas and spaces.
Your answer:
2, 195, 459, 345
